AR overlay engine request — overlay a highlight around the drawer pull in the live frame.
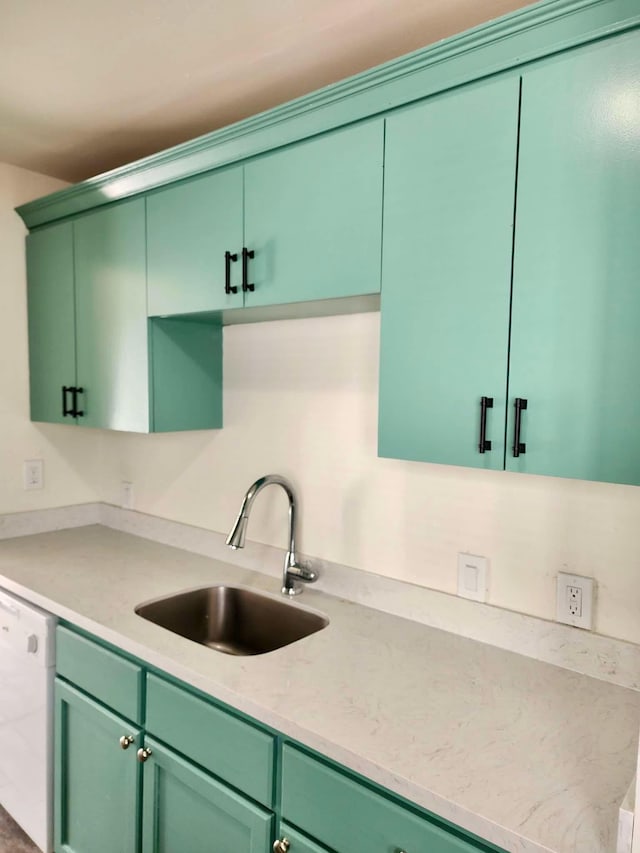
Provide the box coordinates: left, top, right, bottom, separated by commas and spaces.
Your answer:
242, 247, 255, 292
224, 250, 238, 295
512, 397, 528, 457
119, 735, 134, 750
73, 386, 84, 418
137, 747, 152, 763
272, 839, 290, 853
478, 395, 493, 453
62, 385, 74, 417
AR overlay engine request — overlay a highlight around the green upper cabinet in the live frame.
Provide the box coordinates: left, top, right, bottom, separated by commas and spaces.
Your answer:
379, 28, 640, 486
74, 198, 149, 431
243, 120, 384, 308
147, 166, 244, 315
378, 75, 520, 469
22, 18, 640, 464
506, 31, 640, 484
146, 121, 384, 318
26, 199, 222, 433
26, 221, 77, 425
148, 317, 222, 433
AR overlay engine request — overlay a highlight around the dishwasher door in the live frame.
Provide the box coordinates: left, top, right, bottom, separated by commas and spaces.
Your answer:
0, 587, 55, 852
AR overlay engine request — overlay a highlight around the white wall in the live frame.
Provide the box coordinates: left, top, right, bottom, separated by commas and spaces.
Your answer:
101, 312, 640, 646
0, 163, 104, 513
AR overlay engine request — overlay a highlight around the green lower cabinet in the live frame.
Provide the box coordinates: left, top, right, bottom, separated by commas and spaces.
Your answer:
55, 627, 502, 853
54, 680, 141, 853
55, 625, 144, 724
281, 745, 503, 853
506, 30, 640, 484
277, 823, 330, 853
141, 738, 272, 853
378, 74, 519, 470
145, 673, 275, 807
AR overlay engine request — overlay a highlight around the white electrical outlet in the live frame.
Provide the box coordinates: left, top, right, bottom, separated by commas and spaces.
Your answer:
567, 585, 582, 617
557, 572, 594, 630
457, 553, 488, 602
121, 481, 134, 509
23, 459, 44, 490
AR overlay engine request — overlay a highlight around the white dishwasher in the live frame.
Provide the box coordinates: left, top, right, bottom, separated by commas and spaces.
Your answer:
0, 587, 55, 852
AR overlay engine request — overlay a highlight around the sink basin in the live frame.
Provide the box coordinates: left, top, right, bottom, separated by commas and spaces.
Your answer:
135, 585, 328, 656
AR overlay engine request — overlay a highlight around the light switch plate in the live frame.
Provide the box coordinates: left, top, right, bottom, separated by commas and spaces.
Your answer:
121, 481, 134, 509
24, 459, 44, 490
457, 553, 488, 602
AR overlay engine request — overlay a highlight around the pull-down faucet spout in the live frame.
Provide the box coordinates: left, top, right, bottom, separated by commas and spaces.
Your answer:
226, 475, 318, 596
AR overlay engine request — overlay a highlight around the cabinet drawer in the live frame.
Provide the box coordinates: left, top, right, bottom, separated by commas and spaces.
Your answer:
56, 626, 143, 724
282, 746, 500, 853
145, 674, 275, 807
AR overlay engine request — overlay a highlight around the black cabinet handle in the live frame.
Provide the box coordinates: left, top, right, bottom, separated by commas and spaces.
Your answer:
242, 247, 255, 293
224, 251, 238, 294
478, 396, 493, 453
62, 386, 74, 417
512, 397, 528, 457
73, 387, 84, 418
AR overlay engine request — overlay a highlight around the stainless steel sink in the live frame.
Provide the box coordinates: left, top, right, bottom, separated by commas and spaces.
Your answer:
135, 585, 328, 656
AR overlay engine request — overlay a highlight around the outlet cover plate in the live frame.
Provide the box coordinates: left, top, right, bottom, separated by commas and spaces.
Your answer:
121, 481, 134, 509
24, 459, 44, 490
457, 553, 488, 603
557, 571, 594, 630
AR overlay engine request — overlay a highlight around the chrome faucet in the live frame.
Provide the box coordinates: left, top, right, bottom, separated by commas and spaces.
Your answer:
226, 475, 318, 596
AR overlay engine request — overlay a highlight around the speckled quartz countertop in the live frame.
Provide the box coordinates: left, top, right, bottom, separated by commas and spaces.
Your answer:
0, 525, 638, 853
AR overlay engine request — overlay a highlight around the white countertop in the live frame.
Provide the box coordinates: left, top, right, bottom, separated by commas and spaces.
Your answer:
0, 525, 637, 853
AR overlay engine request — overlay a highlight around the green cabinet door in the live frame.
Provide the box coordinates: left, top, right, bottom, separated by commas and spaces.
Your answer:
74, 198, 149, 431
141, 738, 272, 853
147, 166, 244, 316
243, 121, 384, 308
378, 75, 520, 469
54, 680, 141, 853
277, 824, 330, 853
26, 221, 76, 424
507, 31, 640, 484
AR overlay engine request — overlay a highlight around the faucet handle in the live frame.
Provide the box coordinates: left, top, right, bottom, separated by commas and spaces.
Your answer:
288, 561, 317, 584
283, 559, 318, 596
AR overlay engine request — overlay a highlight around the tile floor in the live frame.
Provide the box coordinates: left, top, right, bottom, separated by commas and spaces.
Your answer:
0, 806, 40, 852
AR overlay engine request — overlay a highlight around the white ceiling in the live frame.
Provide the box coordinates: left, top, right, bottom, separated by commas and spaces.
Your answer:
0, 0, 535, 183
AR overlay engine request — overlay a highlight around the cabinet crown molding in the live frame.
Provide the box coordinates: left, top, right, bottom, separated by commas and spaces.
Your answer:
15, 0, 640, 230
